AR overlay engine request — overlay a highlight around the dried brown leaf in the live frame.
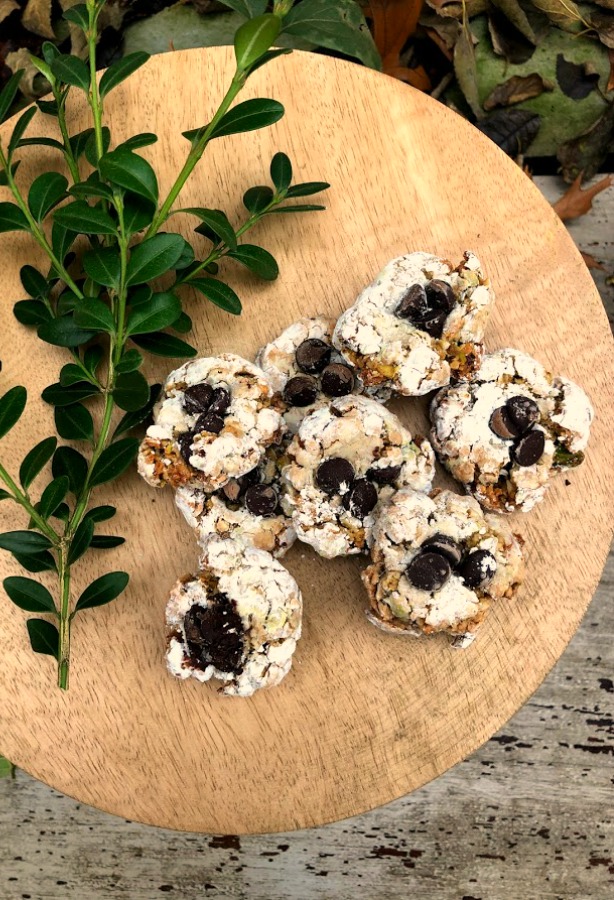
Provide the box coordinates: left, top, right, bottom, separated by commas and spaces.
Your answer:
483, 73, 554, 110
388, 64, 432, 89
608, 48, 614, 91
488, 10, 536, 64
593, 0, 614, 9
22, 0, 54, 39
491, 0, 536, 41
580, 251, 606, 270
529, 0, 585, 32
5, 47, 40, 97
0, 0, 18, 25
557, 103, 614, 182
454, 23, 483, 118
553, 174, 613, 221
589, 8, 614, 50
425, 0, 488, 18
367, 0, 424, 70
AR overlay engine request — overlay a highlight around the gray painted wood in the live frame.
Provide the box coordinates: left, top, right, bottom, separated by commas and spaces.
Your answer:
0, 175, 612, 899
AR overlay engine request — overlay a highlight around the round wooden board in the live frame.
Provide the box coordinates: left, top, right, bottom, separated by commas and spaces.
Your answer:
0, 48, 612, 835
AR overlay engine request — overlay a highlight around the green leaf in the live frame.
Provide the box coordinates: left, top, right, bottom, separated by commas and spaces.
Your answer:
99, 149, 158, 205
19, 437, 57, 490
38, 476, 69, 520
209, 98, 285, 139
0, 490, 10, 501
67, 518, 94, 564
184, 209, 237, 249
174, 239, 195, 270
17, 136, 63, 153
269, 204, 325, 213
60, 364, 89, 386
218, 0, 267, 15
63, 3, 89, 28
52, 447, 88, 496
0, 756, 14, 778
189, 278, 242, 315
13, 550, 57, 573
56, 292, 80, 317
38, 317, 98, 348
126, 234, 185, 285
84, 505, 116, 524
270, 151, 292, 192
123, 196, 156, 236
75, 571, 129, 612
112, 371, 150, 412
37, 98, 59, 116
13, 300, 52, 327
90, 535, 125, 549
54, 201, 117, 235
27, 619, 59, 659
81, 247, 121, 288
113, 383, 161, 437
55, 404, 94, 442
50, 54, 90, 90
28, 172, 68, 222
227, 244, 278, 280
69, 180, 115, 203
99, 52, 150, 98
41, 382, 98, 407
3, 576, 56, 613
30, 54, 54, 81
69, 128, 95, 160
454, 24, 482, 120
283, 0, 381, 70
0, 531, 52, 553
131, 332, 197, 358
74, 298, 115, 333
247, 47, 292, 77
90, 438, 139, 488
126, 291, 181, 335
235, 14, 281, 70
20, 265, 48, 298
51, 221, 75, 265
8, 107, 37, 157
0, 160, 21, 187
51, 502, 70, 522
243, 185, 274, 213
0, 202, 29, 233
286, 181, 330, 197
117, 133, 158, 152
115, 349, 144, 374
0, 386, 27, 440
129, 285, 153, 308
172, 312, 192, 334
84, 126, 111, 167
0, 70, 25, 124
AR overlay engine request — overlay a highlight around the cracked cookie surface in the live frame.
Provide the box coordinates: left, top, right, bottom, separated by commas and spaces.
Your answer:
332, 250, 494, 396
137, 353, 283, 492
283, 394, 435, 558
166, 536, 302, 696
363, 488, 524, 642
430, 348, 594, 513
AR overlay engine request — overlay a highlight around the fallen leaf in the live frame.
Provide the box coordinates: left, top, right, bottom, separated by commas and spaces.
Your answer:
580, 251, 606, 270
5, 47, 40, 97
476, 107, 541, 155
488, 9, 536, 64
556, 54, 601, 100
420, 9, 460, 51
557, 103, 614, 182
367, 0, 423, 71
22, 0, 54, 39
529, 0, 585, 32
483, 72, 554, 109
388, 64, 432, 89
553, 173, 613, 220
589, 9, 614, 50
609, 48, 614, 91
491, 0, 536, 42
425, 0, 488, 18
454, 22, 482, 118
593, 0, 614, 9
0, 0, 19, 25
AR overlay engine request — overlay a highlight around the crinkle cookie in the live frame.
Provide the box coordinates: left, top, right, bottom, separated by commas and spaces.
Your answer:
175, 441, 296, 558
283, 394, 435, 558
166, 536, 302, 696
256, 316, 364, 433
137, 354, 283, 492
430, 348, 594, 513
363, 488, 524, 643
332, 250, 494, 395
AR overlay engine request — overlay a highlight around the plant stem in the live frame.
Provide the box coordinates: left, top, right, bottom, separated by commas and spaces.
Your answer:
146, 70, 245, 238
87, 2, 105, 163
56, 95, 80, 184
57, 546, 71, 690
0, 461, 58, 542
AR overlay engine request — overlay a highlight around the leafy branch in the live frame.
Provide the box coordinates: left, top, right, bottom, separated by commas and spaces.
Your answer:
0, 0, 329, 690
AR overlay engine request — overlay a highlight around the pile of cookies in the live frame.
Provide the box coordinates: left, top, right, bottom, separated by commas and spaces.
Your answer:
137, 250, 594, 696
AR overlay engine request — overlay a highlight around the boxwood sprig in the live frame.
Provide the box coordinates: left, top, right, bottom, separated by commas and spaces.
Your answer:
0, 0, 329, 690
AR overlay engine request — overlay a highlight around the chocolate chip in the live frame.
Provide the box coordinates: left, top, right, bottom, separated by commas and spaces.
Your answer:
342, 478, 378, 518
315, 457, 355, 495
178, 430, 195, 462
283, 374, 318, 407
406, 551, 451, 592
238, 467, 261, 489
221, 480, 242, 503
419, 309, 448, 338
208, 386, 230, 417
513, 429, 545, 467
196, 413, 224, 434
426, 279, 456, 312
366, 464, 402, 485
244, 484, 278, 517
458, 549, 497, 590
321, 363, 355, 397
183, 383, 213, 415
489, 405, 520, 440
396, 284, 428, 320
295, 338, 332, 374
506, 395, 540, 434
184, 597, 244, 674
421, 533, 462, 567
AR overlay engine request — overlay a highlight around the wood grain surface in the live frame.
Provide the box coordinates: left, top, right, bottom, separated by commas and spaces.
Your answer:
0, 48, 612, 836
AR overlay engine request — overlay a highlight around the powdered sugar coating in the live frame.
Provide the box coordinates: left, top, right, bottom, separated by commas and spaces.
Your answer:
430, 348, 594, 513
363, 488, 524, 641
165, 536, 302, 697
283, 395, 435, 558
137, 354, 283, 492
332, 250, 494, 396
